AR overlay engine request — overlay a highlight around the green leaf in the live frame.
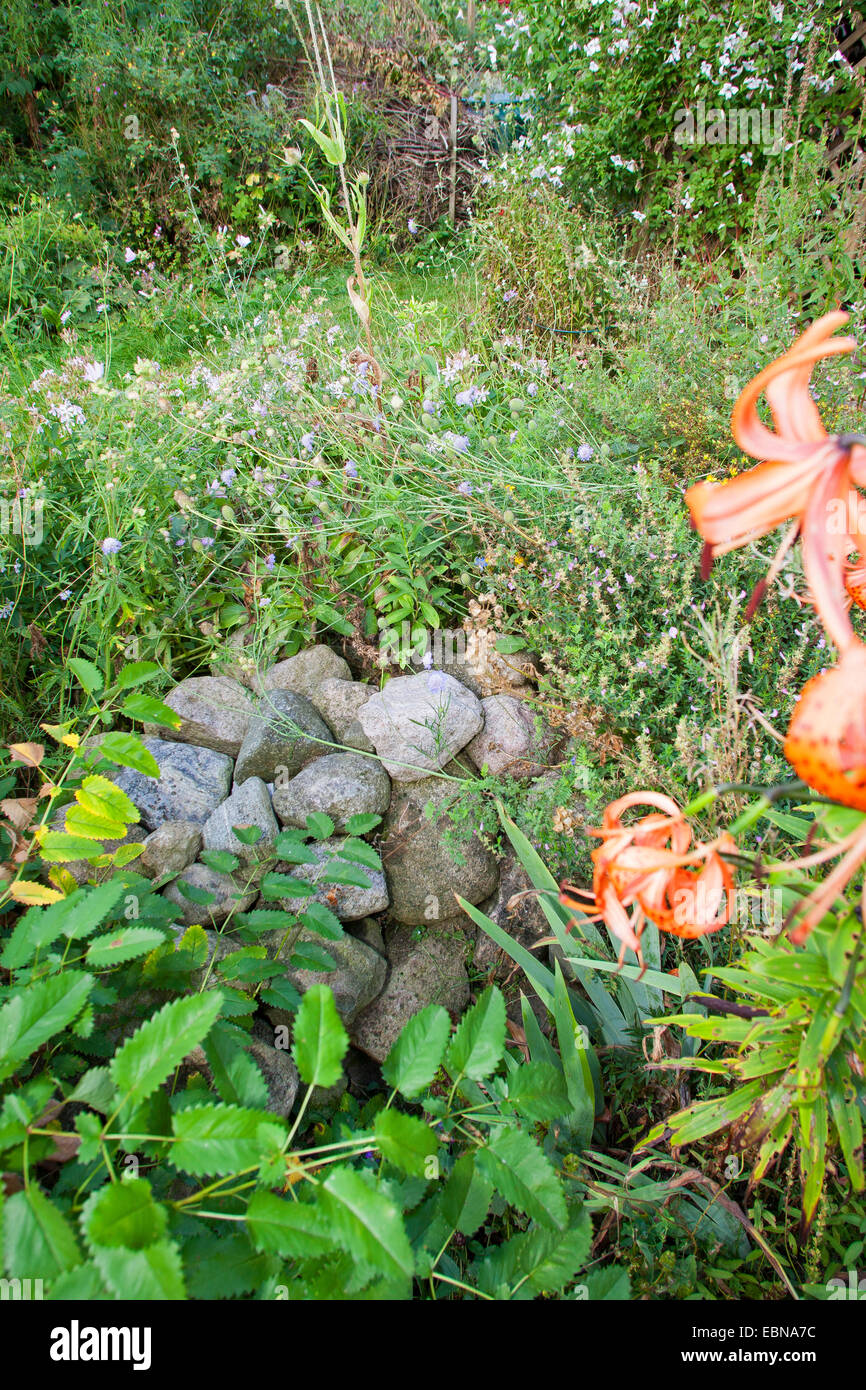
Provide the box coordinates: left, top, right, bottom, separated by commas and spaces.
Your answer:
553, 962, 595, 1146
0, 970, 94, 1082
2, 1188, 81, 1279
86, 926, 166, 968
445, 986, 506, 1082
440, 1153, 493, 1236
585, 1265, 632, 1300
261, 978, 303, 1014
290, 942, 336, 973
473, 1211, 591, 1299
272, 833, 319, 864
233, 825, 263, 846
504, 1059, 570, 1122
47, 1262, 112, 1300
110, 992, 223, 1112
96, 732, 160, 777
39, 831, 106, 862
93, 1239, 185, 1299
68, 657, 103, 695
306, 813, 335, 839
298, 902, 344, 940
319, 860, 371, 888
121, 693, 182, 728
184, 1231, 276, 1300
373, 1110, 438, 1177
475, 1126, 567, 1231
494, 635, 528, 654
320, 1166, 414, 1285
246, 1192, 336, 1260
200, 849, 241, 874
1, 878, 128, 966
67, 1066, 116, 1114
203, 1026, 270, 1110
381, 1004, 450, 1099
235, 909, 295, 933
344, 813, 382, 835
113, 661, 161, 692
81, 1178, 167, 1250
335, 838, 381, 870
292, 984, 348, 1088
171, 1104, 284, 1175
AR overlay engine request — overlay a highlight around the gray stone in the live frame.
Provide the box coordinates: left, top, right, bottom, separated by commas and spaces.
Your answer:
466, 695, 560, 779
234, 689, 334, 785
147, 676, 256, 756
262, 928, 386, 1027
358, 671, 483, 782
381, 775, 499, 926
140, 821, 202, 878
202, 777, 278, 866
272, 752, 390, 832
351, 922, 471, 1063
184, 1035, 299, 1119
349, 916, 386, 956
109, 738, 234, 830
273, 836, 389, 921
311, 678, 375, 752
162, 862, 258, 928
429, 629, 486, 697
261, 644, 351, 700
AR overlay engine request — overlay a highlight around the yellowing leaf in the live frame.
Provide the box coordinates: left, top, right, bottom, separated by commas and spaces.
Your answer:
41, 723, 74, 743
48, 865, 79, 896
8, 880, 64, 905
76, 775, 139, 826
8, 742, 45, 768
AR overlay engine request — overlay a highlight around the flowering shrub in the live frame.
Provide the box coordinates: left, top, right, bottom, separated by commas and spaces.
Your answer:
471, 1, 863, 250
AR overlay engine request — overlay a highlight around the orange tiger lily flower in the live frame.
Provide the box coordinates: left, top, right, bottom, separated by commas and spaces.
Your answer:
784, 642, 866, 813
686, 311, 866, 653
560, 793, 736, 973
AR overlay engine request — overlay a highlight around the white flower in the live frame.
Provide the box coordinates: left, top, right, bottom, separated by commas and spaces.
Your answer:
82, 362, 104, 383
124, 247, 137, 263
632, 210, 646, 223
235, 234, 251, 248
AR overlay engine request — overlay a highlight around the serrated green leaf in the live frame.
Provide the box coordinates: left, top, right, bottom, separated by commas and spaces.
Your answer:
291, 984, 348, 1088
0, 970, 94, 1082
445, 986, 506, 1082
110, 992, 223, 1111
68, 657, 104, 695
381, 1004, 450, 1099
86, 926, 166, 968
2, 1188, 82, 1279
93, 1239, 185, 1299
246, 1192, 336, 1259
440, 1153, 494, 1236
171, 1103, 284, 1175
121, 693, 182, 728
319, 1166, 413, 1285
373, 1110, 437, 1177
81, 1178, 167, 1251
96, 732, 160, 777
475, 1126, 567, 1230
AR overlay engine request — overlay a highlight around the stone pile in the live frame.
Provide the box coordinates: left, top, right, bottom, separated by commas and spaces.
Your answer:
75, 643, 561, 1110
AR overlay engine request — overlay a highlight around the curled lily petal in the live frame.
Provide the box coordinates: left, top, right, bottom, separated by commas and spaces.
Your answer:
560, 794, 735, 972
686, 313, 865, 647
